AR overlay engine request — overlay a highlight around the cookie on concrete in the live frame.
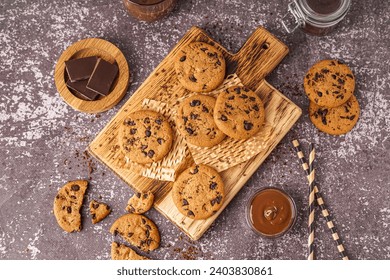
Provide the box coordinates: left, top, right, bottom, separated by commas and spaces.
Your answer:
176, 94, 226, 147
214, 86, 265, 140
309, 95, 360, 135
110, 213, 160, 251
175, 41, 226, 93
111, 242, 149, 260
304, 59, 355, 108
126, 191, 154, 214
89, 200, 111, 224
120, 110, 173, 164
172, 164, 225, 220
53, 180, 88, 232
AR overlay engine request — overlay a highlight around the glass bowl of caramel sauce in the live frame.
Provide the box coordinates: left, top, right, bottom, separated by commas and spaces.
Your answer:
246, 187, 297, 238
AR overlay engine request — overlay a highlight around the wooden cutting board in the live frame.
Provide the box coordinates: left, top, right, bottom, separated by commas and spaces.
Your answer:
88, 26, 302, 240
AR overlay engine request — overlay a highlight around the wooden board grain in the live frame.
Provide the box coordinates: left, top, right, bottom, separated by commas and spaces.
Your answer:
88, 26, 302, 240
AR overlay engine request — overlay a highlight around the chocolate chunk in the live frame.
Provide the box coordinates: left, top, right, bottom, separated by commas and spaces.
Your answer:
66, 79, 99, 101
130, 128, 137, 135
92, 203, 99, 209
147, 150, 155, 158
136, 192, 141, 198
71, 184, 80, 191
186, 127, 194, 135
187, 210, 195, 217
338, 78, 345, 85
321, 68, 330, 74
126, 120, 136, 126
244, 110, 250, 114
66, 206, 72, 213
145, 229, 150, 238
331, 74, 337, 79
190, 100, 201, 107
210, 182, 217, 190
128, 232, 134, 238
189, 75, 197, 82
234, 87, 241, 94
144, 117, 150, 124
216, 60, 221, 66
145, 130, 151, 137
143, 193, 148, 199
228, 95, 235, 100
244, 121, 253, 131
86, 58, 118, 96
91, 214, 96, 220
202, 105, 209, 113
180, 56, 186, 62
145, 224, 152, 230
240, 94, 248, 99
190, 112, 199, 120
182, 116, 188, 124
191, 166, 199, 174
141, 145, 148, 150
249, 96, 256, 101
317, 91, 323, 97
182, 199, 189, 206
65, 56, 98, 82
157, 138, 163, 145
220, 115, 228, 121
252, 105, 259, 111
155, 119, 162, 125
141, 218, 146, 224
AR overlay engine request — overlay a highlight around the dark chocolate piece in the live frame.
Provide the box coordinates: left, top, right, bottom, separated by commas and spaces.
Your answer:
87, 58, 118, 96
66, 79, 99, 101
65, 56, 98, 82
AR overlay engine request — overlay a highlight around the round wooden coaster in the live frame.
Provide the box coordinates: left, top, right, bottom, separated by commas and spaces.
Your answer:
54, 38, 130, 113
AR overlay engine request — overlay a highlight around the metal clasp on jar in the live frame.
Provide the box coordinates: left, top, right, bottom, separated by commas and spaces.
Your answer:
281, 0, 306, 33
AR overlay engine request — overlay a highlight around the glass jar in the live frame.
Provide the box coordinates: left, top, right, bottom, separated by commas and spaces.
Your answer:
246, 187, 297, 238
281, 0, 351, 36
122, 0, 177, 22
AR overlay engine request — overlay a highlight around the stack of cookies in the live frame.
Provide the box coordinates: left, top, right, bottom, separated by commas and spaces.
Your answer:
304, 60, 360, 135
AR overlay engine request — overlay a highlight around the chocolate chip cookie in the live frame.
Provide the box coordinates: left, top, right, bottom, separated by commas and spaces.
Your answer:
89, 200, 111, 224
120, 110, 173, 164
176, 94, 226, 147
126, 191, 154, 214
304, 60, 355, 108
172, 164, 225, 220
309, 95, 360, 135
175, 41, 226, 93
111, 242, 149, 260
214, 86, 265, 140
110, 213, 160, 251
53, 180, 88, 233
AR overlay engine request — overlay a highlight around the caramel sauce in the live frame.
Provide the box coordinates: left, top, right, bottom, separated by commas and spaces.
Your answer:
249, 188, 295, 236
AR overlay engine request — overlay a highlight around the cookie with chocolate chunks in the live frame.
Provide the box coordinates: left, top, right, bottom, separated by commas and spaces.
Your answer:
111, 242, 149, 260
53, 180, 88, 232
110, 213, 160, 252
89, 200, 111, 224
304, 60, 355, 108
126, 191, 154, 214
172, 164, 225, 220
120, 110, 173, 164
174, 42, 226, 93
176, 94, 226, 147
214, 86, 265, 140
309, 95, 360, 135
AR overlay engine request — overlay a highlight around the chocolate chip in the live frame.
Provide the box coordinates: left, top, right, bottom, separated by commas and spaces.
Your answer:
216, 60, 221, 66
67, 206, 72, 213
207, 52, 217, 57
321, 68, 330, 74
70, 195, 77, 199
130, 128, 137, 135
186, 127, 194, 135
228, 95, 235, 100
71, 184, 80, 191
202, 105, 209, 113
180, 56, 186, 62
210, 182, 217, 190
244, 121, 253, 131
146, 239, 152, 245
234, 87, 241, 94
157, 138, 163, 145
240, 94, 248, 99
91, 214, 96, 220
187, 210, 195, 217
249, 96, 256, 101
346, 74, 354, 79
183, 116, 188, 124
145, 224, 152, 230
155, 119, 162, 125
126, 120, 136, 126
141, 218, 146, 224
145, 229, 150, 238
244, 109, 250, 114
252, 105, 259, 111
200, 47, 208, 52
56, 195, 60, 199
191, 166, 199, 174
141, 145, 148, 150
190, 112, 199, 120
147, 150, 155, 158
220, 115, 228, 121
93, 203, 99, 209
190, 100, 201, 107
189, 75, 197, 82
113, 230, 119, 236
129, 205, 135, 213
143, 193, 148, 199
128, 232, 134, 238
182, 199, 189, 206
331, 74, 337, 79
136, 192, 141, 198
317, 91, 323, 97
106, 205, 110, 210
145, 130, 151, 137
144, 117, 150, 124
338, 78, 345, 85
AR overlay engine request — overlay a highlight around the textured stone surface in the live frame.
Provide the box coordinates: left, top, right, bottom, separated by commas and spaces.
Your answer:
0, 0, 389, 260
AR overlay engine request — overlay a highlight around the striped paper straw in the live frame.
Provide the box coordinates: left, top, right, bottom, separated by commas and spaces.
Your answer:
292, 139, 349, 260
308, 143, 316, 260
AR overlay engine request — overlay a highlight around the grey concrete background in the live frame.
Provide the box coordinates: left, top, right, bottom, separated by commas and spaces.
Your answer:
0, 0, 389, 260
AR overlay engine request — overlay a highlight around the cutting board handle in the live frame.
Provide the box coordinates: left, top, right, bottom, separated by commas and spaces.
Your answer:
232, 27, 289, 89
